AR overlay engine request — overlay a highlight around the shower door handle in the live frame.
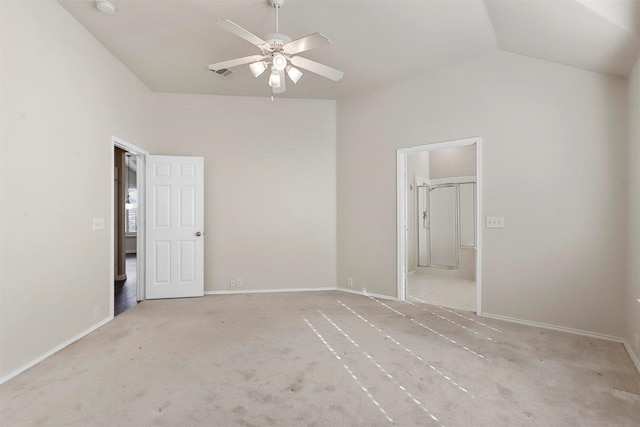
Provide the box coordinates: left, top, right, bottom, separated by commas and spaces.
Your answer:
422, 211, 429, 230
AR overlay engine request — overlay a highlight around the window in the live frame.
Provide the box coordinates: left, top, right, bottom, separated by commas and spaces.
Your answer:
126, 188, 137, 233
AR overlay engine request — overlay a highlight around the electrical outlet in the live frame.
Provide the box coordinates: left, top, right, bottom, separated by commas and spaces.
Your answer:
347, 277, 353, 287
93, 306, 99, 320
486, 216, 504, 228
236, 278, 242, 288
230, 279, 236, 288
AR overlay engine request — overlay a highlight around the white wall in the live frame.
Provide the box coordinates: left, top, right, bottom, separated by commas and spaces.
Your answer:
337, 51, 628, 338
627, 58, 640, 365
0, 0, 153, 379
0, 0, 337, 381
148, 93, 336, 292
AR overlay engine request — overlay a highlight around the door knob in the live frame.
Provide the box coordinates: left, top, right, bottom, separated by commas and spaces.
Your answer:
195, 232, 202, 237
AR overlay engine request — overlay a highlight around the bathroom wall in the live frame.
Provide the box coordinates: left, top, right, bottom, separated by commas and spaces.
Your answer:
430, 144, 477, 179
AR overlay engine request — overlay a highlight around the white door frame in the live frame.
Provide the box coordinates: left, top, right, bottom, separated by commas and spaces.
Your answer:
111, 136, 148, 316
396, 137, 483, 314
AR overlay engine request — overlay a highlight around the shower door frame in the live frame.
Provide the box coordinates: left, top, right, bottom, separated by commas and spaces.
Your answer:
396, 137, 483, 314
422, 183, 460, 269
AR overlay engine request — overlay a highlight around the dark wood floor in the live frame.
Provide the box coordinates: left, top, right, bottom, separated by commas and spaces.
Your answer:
114, 254, 137, 316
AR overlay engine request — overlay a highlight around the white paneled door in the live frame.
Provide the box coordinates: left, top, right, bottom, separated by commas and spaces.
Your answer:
146, 155, 204, 299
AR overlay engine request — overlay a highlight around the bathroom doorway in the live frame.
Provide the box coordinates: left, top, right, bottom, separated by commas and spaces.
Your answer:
397, 137, 481, 313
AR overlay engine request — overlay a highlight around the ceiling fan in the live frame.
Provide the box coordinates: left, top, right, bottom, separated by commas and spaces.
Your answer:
208, 0, 343, 95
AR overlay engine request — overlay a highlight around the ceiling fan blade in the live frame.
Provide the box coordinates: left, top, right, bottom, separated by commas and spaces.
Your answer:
217, 19, 269, 49
273, 69, 286, 94
208, 55, 266, 71
289, 56, 343, 81
283, 32, 331, 55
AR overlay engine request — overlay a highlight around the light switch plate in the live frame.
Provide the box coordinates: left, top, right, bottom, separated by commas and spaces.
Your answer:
486, 216, 504, 228
93, 217, 105, 230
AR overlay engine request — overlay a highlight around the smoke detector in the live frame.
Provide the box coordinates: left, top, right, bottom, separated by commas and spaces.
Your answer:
96, 0, 116, 15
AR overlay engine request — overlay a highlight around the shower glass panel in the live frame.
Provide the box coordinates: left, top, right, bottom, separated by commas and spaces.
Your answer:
429, 185, 458, 268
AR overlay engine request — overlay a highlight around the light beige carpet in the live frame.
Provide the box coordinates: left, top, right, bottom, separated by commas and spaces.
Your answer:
1, 291, 639, 426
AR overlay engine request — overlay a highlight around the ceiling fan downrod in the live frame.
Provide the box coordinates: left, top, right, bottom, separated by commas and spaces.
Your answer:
270, 0, 285, 34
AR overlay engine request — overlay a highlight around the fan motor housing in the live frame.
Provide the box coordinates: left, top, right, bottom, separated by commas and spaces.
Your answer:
262, 33, 292, 55
264, 33, 292, 46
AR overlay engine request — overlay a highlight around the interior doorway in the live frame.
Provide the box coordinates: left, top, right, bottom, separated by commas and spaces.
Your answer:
112, 137, 147, 317
397, 137, 482, 314
114, 149, 139, 315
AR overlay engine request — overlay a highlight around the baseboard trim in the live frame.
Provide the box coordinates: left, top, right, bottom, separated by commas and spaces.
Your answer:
481, 312, 624, 343
205, 287, 336, 296
623, 340, 640, 374
0, 316, 113, 386
336, 287, 397, 301
483, 312, 639, 373
204, 287, 398, 302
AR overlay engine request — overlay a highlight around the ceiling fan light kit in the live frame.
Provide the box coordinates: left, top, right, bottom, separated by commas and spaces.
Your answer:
268, 68, 281, 88
249, 61, 268, 78
208, 0, 343, 95
272, 53, 287, 71
286, 65, 303, 84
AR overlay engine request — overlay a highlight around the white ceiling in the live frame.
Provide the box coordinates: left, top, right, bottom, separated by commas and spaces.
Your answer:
57, 0, 640, 100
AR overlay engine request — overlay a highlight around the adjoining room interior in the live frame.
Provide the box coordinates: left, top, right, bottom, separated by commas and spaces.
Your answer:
1, 0, 639, 425
114, 148, 138, 316
406, 144, 478, 312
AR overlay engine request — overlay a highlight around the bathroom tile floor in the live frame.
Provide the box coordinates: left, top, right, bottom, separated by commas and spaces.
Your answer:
406, 267, 476, 312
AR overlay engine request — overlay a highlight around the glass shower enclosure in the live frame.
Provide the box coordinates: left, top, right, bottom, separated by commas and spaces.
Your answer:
417, 182, 476, 269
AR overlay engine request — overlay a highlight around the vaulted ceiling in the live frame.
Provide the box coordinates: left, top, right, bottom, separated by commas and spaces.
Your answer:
58, 0, 640, 100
